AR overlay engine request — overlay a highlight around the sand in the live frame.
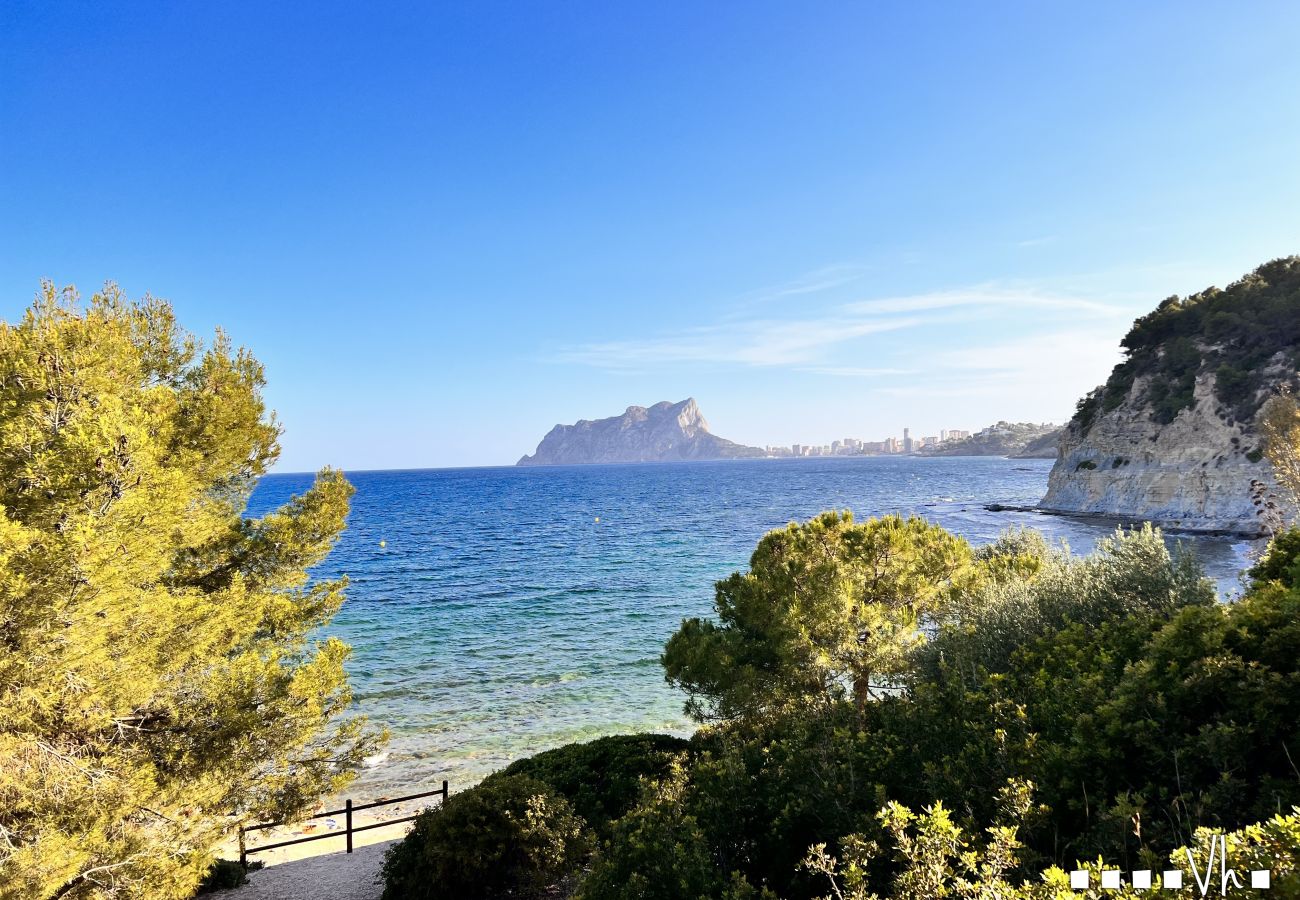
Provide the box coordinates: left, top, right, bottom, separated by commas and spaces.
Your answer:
218, 809, 416, 868
225, 839, 396, 900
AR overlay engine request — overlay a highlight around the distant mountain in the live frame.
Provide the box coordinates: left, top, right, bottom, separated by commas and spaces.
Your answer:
517, 398, 765, 466
918, 422, 1063, 458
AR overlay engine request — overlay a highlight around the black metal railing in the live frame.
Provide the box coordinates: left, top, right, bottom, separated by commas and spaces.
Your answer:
238, 781, 448, 866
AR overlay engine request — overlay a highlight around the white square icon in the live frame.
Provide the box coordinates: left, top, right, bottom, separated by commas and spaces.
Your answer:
1131, 870, 1152, 889
1069, 870, 1090, 889
1251, 869, 1271, 888
1162, 870, 1183, 889
1100, 869, 1121, 889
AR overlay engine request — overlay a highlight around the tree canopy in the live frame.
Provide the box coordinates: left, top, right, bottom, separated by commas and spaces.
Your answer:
662, 512, 985, 721
0, 284, 381, 899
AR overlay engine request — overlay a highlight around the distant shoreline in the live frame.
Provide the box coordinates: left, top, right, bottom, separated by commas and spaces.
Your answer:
265, 454, 1054, 478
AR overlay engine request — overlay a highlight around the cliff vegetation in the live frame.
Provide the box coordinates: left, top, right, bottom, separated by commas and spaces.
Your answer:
1075, 256, 1300, 433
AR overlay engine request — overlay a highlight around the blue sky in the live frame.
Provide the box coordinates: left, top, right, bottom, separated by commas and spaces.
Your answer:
3, 1, 1299, 471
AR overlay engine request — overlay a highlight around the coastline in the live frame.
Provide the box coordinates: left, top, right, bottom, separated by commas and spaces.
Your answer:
987, 502, 1272, 540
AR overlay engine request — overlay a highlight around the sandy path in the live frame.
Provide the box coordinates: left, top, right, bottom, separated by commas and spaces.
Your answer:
226, 839, 395, 900
221, 814, 415, 867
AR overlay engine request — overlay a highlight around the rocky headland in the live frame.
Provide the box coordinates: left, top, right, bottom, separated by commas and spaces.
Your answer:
918, 422, 1062, 458
1040, 257, 1300, 535
517, 398, 765, 466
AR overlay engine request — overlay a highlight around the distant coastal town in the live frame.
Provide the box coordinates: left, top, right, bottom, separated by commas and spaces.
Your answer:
765, 425, 998, 457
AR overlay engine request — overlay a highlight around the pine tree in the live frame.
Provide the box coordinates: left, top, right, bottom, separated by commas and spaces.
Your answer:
0, 283, 382, 899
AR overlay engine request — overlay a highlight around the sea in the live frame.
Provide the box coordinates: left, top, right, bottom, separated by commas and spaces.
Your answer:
247, 456, 1257, 800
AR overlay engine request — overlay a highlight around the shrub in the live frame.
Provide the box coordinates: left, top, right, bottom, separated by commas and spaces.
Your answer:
380, 774, 590, 900
193, 859, 259, 894
575, 759, 735, 900
1249, 528, 1300, 587
803, 793, 1300, 899
495, 733, 692, 836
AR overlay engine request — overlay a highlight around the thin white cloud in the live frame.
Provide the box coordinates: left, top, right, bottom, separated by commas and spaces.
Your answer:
554, 316, 924, 369
845, 286, 1126, 318
762, 265, 869, 299
800, 365, 916, 377
554, 282, 1127, 372
1016, 235, 1057, 248
873, 328, 1123, 411
719, 263, 872, 318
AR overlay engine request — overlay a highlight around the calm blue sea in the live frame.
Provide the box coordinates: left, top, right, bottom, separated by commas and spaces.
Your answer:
247, 457, 1254, 798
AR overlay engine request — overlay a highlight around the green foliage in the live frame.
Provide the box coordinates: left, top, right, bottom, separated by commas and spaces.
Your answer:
662, 513, 979, 721
494, 733, 692, 837
1088, 575, 1300, 848
576, 759, 736, 900
971, 528, 1051, 588
0, 285, 382, 899
1074, 392, 1101, 433
382, 775, 590, 900
802, 780, 1035, 900
1075, 257, 1300, 431
1262, 389, 1300, 519
802, 794, 1300, 899
1250, 528, 1300, 587
193, 859, 260, 894
370, 507, 1300, 900
570, 517, 1300, 898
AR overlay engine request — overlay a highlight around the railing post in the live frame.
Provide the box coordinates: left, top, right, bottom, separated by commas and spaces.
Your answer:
238, 827, 246, 868
442, 780, 448, 801
345, 798, 353, 854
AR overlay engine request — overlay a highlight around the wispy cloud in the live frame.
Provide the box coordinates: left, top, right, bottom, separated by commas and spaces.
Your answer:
719, 264, 872, 318
845, 285, 1126, 318
1016, 235, 1057, 248
553, 316, 924, 369
553, 282, 1127, 372
800, 365, 917, 378
872, 328, 1124, 408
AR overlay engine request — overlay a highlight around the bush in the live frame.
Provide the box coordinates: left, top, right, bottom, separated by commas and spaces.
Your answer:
1249, 528, 1300, 587
380, 774, 590, 900
495, 734, 692, 836
575, 759, 739, 900
193, 859, 260, 894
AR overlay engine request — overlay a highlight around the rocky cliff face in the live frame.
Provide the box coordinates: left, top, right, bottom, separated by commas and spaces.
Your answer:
1040, 370, 1284, 535
517, 398, 765, 466
1040, 257, 1300, 536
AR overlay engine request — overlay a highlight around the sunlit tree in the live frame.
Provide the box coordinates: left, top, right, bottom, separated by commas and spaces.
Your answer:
0, 284, 382, 899
662, 512, 978, 721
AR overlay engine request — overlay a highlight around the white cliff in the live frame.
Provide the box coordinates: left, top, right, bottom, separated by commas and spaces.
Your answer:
1041, 369, 1287, 535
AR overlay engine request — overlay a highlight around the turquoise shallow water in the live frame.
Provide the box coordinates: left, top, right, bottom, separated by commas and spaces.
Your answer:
247, 457, 1253, 797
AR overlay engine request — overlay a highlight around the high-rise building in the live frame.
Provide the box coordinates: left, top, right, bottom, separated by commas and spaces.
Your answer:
903, 427, 914, 454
